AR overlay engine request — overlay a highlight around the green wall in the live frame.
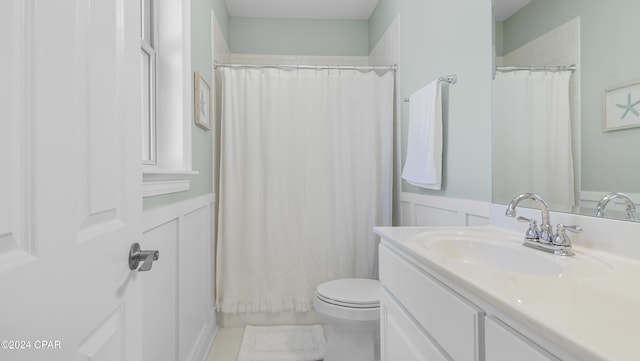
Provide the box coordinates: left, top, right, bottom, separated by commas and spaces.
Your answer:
229, 17, 369, 56
501, 0, 640, 194
370, 0, 494, 202
211, 0, 229, 41
143, 0, 228, 210
367, 0, 398, 53
494, 21, 503, 57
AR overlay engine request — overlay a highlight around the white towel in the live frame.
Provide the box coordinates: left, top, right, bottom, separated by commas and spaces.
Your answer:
402, 79, 443, 190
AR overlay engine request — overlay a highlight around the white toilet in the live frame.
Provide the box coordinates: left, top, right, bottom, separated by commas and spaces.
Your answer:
314, 278, 381, 361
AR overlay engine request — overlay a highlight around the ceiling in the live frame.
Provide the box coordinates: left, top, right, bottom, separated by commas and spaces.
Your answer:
225, 0, 380, 20
225, 0, 532, 22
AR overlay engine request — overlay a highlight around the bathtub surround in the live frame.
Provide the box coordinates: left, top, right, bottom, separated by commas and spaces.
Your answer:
216, 66, 394, 314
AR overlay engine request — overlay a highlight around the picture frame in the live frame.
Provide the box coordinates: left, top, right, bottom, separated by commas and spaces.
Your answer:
194, 71, 211, 130
603, 80, 640, 131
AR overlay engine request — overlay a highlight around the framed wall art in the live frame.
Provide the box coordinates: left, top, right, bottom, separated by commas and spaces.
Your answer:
194, 71, 211, 130
603, 80, 640, 131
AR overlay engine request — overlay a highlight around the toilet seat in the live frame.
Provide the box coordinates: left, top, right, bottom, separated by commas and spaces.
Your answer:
316, 278, 380, 309
314, 278, 381, 361
316, 293, 379, 309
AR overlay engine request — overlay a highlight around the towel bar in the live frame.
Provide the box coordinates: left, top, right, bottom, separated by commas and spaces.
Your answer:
403, 74, 457, 102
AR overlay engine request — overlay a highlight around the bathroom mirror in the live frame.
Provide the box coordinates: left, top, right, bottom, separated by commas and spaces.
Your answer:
492, 0, 640, 221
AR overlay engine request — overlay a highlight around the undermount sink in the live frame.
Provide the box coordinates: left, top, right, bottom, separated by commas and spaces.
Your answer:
405, 227, 613, 278
422, 236, 563, 276
404, 228, 610, 277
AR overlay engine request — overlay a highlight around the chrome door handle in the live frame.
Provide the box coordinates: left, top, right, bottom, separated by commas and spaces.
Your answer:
129, 243, 159, 272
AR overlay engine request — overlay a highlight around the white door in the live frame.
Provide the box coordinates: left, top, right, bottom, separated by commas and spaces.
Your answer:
0, 0, 143, 360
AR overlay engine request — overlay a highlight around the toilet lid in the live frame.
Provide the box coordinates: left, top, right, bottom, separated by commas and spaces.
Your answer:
316, 278, 380, 308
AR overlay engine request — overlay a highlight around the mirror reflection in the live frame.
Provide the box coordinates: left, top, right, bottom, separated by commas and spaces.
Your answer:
493, 0, 640, 221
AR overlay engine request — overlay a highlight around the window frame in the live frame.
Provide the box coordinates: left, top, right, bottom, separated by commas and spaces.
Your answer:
141, 41, 157, 166
141, 0, 157, 165
141, 0, 197, 197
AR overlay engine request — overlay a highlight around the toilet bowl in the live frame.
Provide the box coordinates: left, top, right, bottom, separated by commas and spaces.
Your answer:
314, 278, 380, 361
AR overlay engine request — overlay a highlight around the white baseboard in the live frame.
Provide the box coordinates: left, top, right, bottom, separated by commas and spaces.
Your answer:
189, 309, 219, 361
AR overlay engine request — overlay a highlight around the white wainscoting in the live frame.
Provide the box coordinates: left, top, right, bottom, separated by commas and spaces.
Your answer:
142, 193, 217, 361
399, 192, 491, 227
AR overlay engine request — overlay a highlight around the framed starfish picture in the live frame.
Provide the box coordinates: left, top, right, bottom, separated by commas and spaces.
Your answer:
194, 71, 211, 130
604, 80, 640, 131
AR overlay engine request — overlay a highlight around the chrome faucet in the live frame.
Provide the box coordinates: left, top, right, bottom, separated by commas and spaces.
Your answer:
505, 193, 580, 256
596, 192, 638, 222
505, 193, 553, 242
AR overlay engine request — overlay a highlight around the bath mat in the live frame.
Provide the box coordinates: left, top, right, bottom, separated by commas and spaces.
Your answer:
237, 324, 326, 361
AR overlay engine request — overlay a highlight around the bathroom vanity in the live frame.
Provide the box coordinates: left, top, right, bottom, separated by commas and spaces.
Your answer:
375, 225, 640, 361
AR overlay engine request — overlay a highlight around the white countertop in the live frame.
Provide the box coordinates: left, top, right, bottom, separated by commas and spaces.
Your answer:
374, 225, 640, 361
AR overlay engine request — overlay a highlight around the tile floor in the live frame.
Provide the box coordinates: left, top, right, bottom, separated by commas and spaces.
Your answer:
206, 327, 244, 361
206, 326, 380, 361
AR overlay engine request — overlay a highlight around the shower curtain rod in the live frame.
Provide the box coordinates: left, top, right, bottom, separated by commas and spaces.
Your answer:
213, 61, 396, 72
496, 65, 576, 72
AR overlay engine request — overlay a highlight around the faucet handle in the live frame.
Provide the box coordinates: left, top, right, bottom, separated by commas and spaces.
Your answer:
553, 224, 582, 247
561, 224, 583, 233
517, 216, 540, 241
625, 205, 638, 222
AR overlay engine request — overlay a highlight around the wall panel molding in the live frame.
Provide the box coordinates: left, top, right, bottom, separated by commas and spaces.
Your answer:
142, 193, 217, 361
399, 192, 490, 227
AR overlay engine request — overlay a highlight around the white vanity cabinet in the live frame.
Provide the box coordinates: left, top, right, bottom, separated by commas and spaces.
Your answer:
380, 289, 448, 361
379, 243, 483, 361
485, 317, 559, 361
379, 241, 567, 361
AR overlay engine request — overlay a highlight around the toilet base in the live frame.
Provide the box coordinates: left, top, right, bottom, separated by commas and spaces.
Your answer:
323, 322, 379, 361
314, 278, 381, 361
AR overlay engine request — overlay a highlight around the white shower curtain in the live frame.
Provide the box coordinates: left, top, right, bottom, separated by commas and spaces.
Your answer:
493, 70, 575, 211
216, 67, 394, 314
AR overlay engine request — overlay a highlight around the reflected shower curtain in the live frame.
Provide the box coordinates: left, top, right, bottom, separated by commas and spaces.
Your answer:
493, 70, 575, 211
216, 67, 394, 314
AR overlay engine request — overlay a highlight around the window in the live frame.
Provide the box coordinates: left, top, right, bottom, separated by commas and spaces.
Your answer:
141, 0, 156, 165
140, 0, 198, 197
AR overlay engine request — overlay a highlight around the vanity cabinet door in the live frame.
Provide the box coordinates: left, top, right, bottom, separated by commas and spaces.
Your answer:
379, 244, 483, 361
485, 317, 560, 361
380, 288, 448, 361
